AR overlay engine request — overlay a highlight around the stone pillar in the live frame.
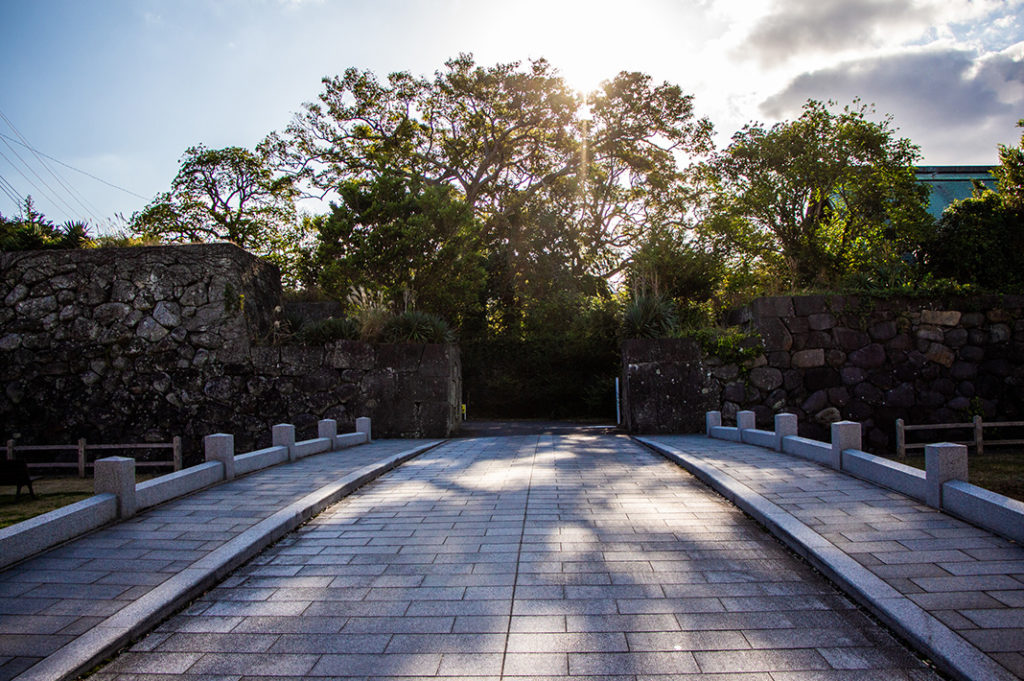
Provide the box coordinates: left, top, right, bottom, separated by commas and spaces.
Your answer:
775, 413, 797, 452
356, 417, 372, 442
95, 456, 136, 519
318, 419, 338, 441
204, 433, 235, 480
926, 442, 968, 509
737, 410, 756, 431
830, 421, 861, 471
273, 424, 297, 461
706, 411, 722, 436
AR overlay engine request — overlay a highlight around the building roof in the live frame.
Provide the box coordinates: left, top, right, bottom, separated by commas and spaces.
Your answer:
915, 165, 997, 219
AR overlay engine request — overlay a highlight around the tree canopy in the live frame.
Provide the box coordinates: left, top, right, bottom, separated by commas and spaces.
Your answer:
129, 145, 306, 280
698, 100, 932, 289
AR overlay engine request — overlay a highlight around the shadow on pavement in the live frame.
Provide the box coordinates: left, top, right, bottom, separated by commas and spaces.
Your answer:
454, 420, 620, 437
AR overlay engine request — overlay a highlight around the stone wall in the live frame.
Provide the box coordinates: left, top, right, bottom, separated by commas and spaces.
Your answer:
620, 339, 716, 434
622, 294, 1024, 453
1, 244, 460, 462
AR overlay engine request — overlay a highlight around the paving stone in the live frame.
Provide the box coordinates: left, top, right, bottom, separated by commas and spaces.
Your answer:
85, 433, 950, 680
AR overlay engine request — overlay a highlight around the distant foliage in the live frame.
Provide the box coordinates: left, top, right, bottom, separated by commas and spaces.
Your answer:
621, 294, 678, 339
294, 317, 361, 344
381, 311, 454, 344
0, 198, 90, 251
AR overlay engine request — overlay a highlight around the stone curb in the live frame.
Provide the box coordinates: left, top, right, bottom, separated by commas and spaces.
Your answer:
13, 440, 443, 681
635, 436, 1018, 681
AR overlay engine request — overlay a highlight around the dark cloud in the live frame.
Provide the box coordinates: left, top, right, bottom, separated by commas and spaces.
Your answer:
744, 0, 931, 65
759, 48, 1024, 162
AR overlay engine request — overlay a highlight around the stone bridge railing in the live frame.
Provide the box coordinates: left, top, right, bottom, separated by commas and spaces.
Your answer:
0, 418, 371, 570
707, 409, 1024, 545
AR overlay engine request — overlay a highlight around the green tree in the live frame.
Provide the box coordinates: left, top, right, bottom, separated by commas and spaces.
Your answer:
314, 172, 486, 327
261, 55, 711, 317
925, 121, 1024, 292
130, 145, 305, 280
993, 118, 1024, 211
699, 100, 932, 288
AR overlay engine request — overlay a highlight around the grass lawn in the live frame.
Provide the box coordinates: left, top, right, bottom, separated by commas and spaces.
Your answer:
885, 449, 1024, 503
0, 473, 162, 529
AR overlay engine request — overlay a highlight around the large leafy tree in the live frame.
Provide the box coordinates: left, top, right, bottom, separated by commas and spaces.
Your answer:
314, 172, 486, 328
699, 100, 932, 288
925, 120, 1024, 292
261, 55, 712, 329
130, 145, 305, 279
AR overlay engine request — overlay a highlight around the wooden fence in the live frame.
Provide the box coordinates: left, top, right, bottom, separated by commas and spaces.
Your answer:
896, 416, 1024, 458
5, 437, 182, 477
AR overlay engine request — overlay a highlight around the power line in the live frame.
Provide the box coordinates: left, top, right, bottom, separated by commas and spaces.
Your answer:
0, 109, 106, 223
0, 172, 23, 207
0, 143, 80, 219
0, 130, 148, 200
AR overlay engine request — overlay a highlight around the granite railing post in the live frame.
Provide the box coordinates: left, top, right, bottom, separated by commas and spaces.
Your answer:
318, 419, 338, 442
94, 456, 136, 519
736, 411, 755, 433
356, 417, 372, 443
272, 424, 297, 461
204, 433, 235, 480
706, 411, 722, 436
774, 413, 797, 452
925, 442, 968, 509
831, 421, 862, 471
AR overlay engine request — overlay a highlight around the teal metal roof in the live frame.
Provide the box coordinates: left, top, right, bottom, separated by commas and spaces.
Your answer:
915, 165, 997, 219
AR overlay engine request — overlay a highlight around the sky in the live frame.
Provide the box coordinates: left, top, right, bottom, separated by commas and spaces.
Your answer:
1, 0, 1022, 233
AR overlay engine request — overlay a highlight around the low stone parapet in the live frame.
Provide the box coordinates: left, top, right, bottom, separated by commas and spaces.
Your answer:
706, 410, 1024, 544
0, 417, 374, 568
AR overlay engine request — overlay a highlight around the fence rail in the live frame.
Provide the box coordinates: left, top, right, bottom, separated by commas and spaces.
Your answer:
5, 438, 182, 477
895, 416, 1024, 458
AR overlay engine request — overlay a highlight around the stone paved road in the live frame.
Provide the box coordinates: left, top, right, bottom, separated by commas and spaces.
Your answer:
648, 434, 1024, 679
94, 433, 941, 680
0, 439, 433, 681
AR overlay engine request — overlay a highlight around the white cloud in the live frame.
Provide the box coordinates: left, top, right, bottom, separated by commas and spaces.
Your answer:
759, 45, 1024, 162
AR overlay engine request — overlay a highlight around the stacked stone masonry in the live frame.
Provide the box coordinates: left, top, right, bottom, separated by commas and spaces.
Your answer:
722, 294, 1024, 450
623, 294, 1024, 452
1, 244, 461, 464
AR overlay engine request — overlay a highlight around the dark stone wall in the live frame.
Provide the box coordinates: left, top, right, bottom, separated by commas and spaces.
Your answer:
621, 338, 716, 434
621, 295, 1024, 453
1, 244, 460, 463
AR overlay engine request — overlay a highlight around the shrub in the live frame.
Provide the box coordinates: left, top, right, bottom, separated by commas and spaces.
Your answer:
621, 294, 678, 339
295, 317, 360, 344
381, 310, 454, 343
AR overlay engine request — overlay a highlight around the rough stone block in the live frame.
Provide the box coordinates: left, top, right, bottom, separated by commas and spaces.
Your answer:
94, 456, 137, 518
925, 442, 968, 509
921, 310, 962, 326
204, 433, 236, 480
792, 349, 825, 368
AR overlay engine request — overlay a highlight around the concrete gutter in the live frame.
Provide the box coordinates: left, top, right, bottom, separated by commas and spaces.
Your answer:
14, 440, 442, 681
635, 436, 1018, 681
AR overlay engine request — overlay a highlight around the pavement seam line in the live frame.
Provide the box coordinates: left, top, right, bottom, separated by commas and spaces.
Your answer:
634, 435, 1018, 681
12, 440, 443, 681
498, 434, 540, 680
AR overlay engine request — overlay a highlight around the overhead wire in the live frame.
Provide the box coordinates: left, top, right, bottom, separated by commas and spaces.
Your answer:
0, 130, 147, 200
0, 134, 80, 220
0, 108, 107, 224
